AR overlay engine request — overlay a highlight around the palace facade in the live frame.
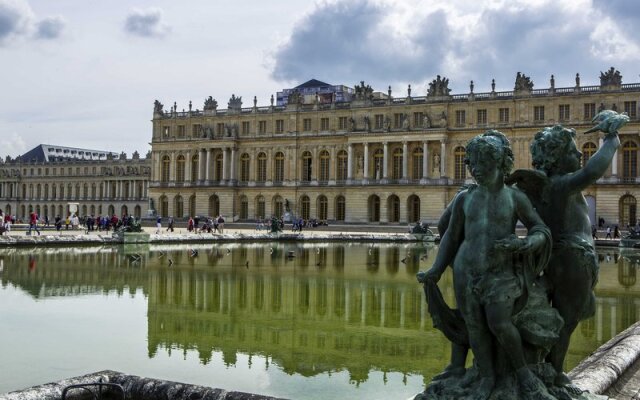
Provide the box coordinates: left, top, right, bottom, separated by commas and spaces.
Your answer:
0, 144, 151, 220
149, 70, 640, 226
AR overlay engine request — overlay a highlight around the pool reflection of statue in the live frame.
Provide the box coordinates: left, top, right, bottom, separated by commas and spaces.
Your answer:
416, 130, 565, 400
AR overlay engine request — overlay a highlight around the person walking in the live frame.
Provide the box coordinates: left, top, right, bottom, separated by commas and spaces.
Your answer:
591, 225, 598, 240
614, 225, 620, 239
155, 216, 162, 234
605, 226, 612, 239
217, 215, 225, 234
167, 216, 175, 232
28, 211, 41, 236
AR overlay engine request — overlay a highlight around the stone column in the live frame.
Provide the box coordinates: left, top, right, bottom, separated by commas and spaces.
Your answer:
198, 149, 205, 183
205, 149, 212, 182
220, 148, 227, 181
169, 152, 176, 182
422, 141, 429, 180
440, 140, 447, 177
231, 147, 237, 181
402, 141, 408, 180
347, 143, 354, 181
363, 143, 369, 180
185, 151, 192, 183
383, 142, 389, 179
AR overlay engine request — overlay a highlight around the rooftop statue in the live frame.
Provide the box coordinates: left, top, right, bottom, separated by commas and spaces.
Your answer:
416, 113, 628, 400
514, 72, 534, 92
203, 96, 218, 111
427, 75, 451, 97
354, 80, 374, 101
287, 90, 302, 105
153, 100, 164, 115
228, 94, 242, 109
600, 67, 622, 86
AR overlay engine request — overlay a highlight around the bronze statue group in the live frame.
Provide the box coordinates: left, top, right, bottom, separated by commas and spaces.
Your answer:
416, 110, 628, 400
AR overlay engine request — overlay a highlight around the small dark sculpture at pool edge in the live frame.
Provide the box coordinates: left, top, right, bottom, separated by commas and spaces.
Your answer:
416, 110, 628, 400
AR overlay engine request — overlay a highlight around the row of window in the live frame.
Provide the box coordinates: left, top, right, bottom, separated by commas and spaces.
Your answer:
160, 148, 432, 183
456, 102, 638, 127
160, 101, 639, 136
6, 182, 146, 201
157, 193, 423, 223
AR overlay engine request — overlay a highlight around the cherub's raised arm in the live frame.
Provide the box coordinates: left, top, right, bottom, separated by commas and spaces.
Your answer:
567, 132, 620, 191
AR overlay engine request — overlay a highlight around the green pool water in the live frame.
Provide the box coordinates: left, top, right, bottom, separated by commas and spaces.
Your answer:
0, 243, 638, 399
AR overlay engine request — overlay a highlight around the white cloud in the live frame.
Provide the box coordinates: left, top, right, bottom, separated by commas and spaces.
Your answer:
0, 132, 27, 159
124, 8, 170, 38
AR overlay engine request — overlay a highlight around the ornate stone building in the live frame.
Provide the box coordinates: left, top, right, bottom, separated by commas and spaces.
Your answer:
0, 144, 151, 220
153, 69, 640, 226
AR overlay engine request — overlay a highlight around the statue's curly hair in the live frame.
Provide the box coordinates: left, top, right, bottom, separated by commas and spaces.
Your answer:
530, 125, 576, 174
464, 130, 514, 176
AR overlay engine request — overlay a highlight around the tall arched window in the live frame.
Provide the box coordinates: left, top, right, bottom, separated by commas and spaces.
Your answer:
317, 195, 328, 220
159, 196, 168, 217
336, 150, 347, 181
36, 184, 41, 199
412, 147, 424, 180
392, 148, 403, 179
257, 152, 267, 182
215, 154, 223, 181
582, 142, 597, 166
191, 154, 199, 181
83, 184, 88, 199
300, 195, 310, 219
302, 151, 312, 181
454, 146, 466, 180
240, 153, 250, 182
373, 149, 384, 179
622, 141, 638, 179
274, 152, 285, 182
176, 155, 186, 182
161, 155, 170, 182
319, 150, 330, 182
335, 195, 346, 221
256, 195, 266, 219
44, 184, 49, 200
174, 195, 184, 218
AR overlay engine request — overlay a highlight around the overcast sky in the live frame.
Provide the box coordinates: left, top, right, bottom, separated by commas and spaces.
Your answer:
1, 0, 639, 158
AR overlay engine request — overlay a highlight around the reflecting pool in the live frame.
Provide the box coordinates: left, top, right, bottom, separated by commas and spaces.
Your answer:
0, 243, 638, 399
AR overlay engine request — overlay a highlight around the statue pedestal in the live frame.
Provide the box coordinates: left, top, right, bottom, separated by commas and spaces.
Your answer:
283, 212, 293, 223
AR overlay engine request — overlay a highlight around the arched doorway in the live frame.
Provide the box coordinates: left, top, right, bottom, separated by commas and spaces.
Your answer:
407, 195, 421, 223
239, 195, 248, 219
121, 205, 128, 217
317, 195, 328, 221
209, 195, 220, 217
189, 195, 196, 217
387, 195, 400, 222
620, 195, 637, 227
134, 205, 141, 218
174, 195, 184, 218
368, 195, 380, 222
300, 195, 310, 220
255, 195, 266, 219
159, 196, 168, 217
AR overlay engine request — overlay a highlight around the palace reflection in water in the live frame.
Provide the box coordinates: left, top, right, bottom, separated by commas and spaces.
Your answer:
1, 243, 639, 386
